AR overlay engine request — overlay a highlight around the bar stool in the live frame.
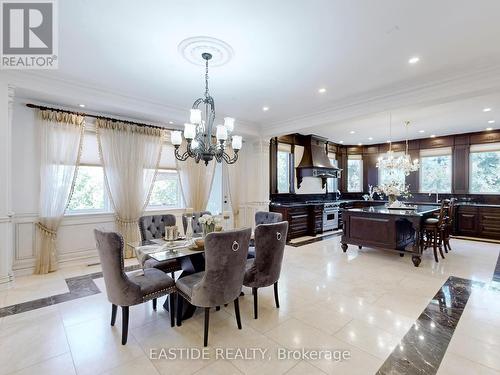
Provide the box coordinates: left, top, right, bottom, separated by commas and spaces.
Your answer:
423, 200, 450, 263
441, 198, 456, 253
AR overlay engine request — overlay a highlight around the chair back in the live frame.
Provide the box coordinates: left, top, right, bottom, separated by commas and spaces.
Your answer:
191, 228, 251, 307
245, 221, 288, 287
182, 211, 211, 234
93, 229, 140, 306
438, 199, 451, 226
138, 214, 176, 240
255, 211, 283, 225
448, 198, 457, 227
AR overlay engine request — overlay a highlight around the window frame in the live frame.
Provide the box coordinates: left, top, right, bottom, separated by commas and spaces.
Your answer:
418, 147, 453, 193
66, 164, 112, 216
277, 143, 294, 194
347, 155, 363, 193
469, 143, 500, 195
146, 168, 184, 211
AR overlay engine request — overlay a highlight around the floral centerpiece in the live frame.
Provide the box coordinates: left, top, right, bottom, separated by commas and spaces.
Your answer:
198, 214, 221, 237
374, 181, 412, 207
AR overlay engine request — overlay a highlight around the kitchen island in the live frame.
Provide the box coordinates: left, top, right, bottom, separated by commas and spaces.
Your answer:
341, 205, 440, 267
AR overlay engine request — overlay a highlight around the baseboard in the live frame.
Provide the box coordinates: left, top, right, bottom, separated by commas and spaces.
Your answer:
451, 235, 500, 244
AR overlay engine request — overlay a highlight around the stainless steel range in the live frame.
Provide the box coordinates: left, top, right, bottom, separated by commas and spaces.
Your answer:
323, 202, 340, 231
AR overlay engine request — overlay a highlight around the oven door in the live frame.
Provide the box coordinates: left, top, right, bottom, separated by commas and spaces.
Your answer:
323, 209, 339, 231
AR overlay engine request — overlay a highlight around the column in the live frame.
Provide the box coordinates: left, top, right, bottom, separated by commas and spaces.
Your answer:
0, 83, 14, 284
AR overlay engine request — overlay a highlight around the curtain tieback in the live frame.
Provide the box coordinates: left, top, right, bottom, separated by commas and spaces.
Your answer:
36, 222, 57, 238
115, 217, 139, 225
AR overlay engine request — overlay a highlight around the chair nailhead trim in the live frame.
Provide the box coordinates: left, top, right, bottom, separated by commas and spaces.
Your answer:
142, 286, 176, 302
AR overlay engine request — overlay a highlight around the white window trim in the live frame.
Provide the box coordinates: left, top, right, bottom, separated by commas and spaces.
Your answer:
469, 144, 500, 194
146, 169, 184, 210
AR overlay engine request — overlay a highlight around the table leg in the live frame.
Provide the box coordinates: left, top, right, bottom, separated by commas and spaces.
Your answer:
341, 243, 348, 253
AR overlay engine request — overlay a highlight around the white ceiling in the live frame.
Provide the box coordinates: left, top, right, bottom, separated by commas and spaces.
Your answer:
3, 0, 500, 142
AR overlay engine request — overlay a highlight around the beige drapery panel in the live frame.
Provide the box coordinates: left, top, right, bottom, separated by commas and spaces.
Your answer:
36, 110, 85, 274
96, 119, 166, 258
226, 147, 243, 227
175, 141, 216, 212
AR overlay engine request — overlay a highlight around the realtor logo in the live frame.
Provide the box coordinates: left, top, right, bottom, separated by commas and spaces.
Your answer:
1, 0, 58, 69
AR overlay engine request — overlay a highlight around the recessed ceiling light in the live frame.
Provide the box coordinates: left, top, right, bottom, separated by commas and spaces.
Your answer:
262, 106, 269, 111
78, 104, 85, 108
168, 121, 174, 124
386, 140, 391, 143
339, 140, 344, 144
430, 134, 436, 138
483, 108, 492, 112
408, 56, 420, 64
318, 88, 326, 94
488, 120, 495, 124
358, 143, 363, 146
349, 130, 355, 134
486, 127, 493, 131
368, 137, 373, 140
418, 130, 425, 133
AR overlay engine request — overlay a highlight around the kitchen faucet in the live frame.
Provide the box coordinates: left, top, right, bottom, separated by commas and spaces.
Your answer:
429, 190, 439, 203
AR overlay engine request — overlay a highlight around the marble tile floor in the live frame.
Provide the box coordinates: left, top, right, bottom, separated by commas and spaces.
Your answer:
0, 237, 499, 374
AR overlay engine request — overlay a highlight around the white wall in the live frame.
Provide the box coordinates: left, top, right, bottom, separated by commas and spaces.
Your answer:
9, 99, 268, 275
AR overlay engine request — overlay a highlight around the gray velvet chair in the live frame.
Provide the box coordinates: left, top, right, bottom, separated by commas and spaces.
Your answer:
138, 214, 181, 276
94, 229, 177, 345
248, 211, 283, 257
243, 221, 288, 319
182, 211, 211, 235
175, 228, 251, 346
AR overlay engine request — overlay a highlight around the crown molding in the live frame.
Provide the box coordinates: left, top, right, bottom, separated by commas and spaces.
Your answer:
262, 63, 500, 137
1, 71, 261, 138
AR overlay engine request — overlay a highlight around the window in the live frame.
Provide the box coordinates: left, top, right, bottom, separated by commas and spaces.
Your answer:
207, 163, 223, 214
327, 154, 338, 192
68, 165, 109, 213
419, 148, 452, 193
378, 152, 406, 186
470, 143, 500, 194
277, 143, 292, 193
347, 155, 363, 192
147, 170, 183, 209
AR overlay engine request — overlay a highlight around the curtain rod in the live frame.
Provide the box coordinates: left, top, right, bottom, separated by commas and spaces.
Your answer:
26, 103, 177, 132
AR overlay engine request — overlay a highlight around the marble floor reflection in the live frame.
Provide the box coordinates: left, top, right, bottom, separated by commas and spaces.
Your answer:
0, 237, 499, 374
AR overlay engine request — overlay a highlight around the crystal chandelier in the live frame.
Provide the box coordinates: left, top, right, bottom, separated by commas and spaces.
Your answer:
377, 118, 419, 176
171, 52, 242, 165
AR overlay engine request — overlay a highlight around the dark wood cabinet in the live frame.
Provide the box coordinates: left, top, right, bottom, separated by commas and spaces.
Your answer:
270, 204, 323, 241
456, 205, 500, 240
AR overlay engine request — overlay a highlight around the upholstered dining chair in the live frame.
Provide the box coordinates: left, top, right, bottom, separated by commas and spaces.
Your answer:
248, 211, 283, 258
182, 211, 211, 235
243, 221, 288, 319
138, 214, 181, 277
175, 228, 251, 347
94, 229, 177, 345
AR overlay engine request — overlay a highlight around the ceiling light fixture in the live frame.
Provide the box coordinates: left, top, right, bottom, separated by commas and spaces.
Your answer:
483, 108, 492, 112
368, 137, 373, 140
339, 140, 344, 144
349, 130, 355, 134
408, 56, 420, 64
318, 88, 326, 94
430, 134, 436, 138
358, 143, 363, 146
169, 121, 174, 124
488, 120, 495, 124
171, 52, 242, 165
78, 104, 85, 108
418, 130, 425, 133
262, 106, 269, 112
486, 127, 493, 131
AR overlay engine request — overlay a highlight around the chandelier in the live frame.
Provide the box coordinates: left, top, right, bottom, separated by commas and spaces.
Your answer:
171, 52, 242, 165
377, 118, 419, 176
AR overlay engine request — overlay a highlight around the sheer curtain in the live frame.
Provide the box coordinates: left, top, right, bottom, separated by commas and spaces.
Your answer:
96, 119, 165, 258
175, 140, 216, 212
36, 110, 85, 274
226, 147, 243, 227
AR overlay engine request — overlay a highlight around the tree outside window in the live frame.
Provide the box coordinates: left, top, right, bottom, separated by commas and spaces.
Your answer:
470, 150, 500, 193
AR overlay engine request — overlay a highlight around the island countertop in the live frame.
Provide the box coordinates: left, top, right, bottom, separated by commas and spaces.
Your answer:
345, 204, 439, 216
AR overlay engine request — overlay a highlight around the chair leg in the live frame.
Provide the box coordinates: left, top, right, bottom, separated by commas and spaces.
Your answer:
438, 232, 445, 259
111, 304, 117, 326
121, 306, 129, 345
169, 293, 175, 328
176, 294, 184, 327
274, 282, 280, 308
252, 287, 258, 319
432, 231, 439, 263
152, 298, 157, 310
216, 306, 221, 311
171, 272, 175, 279
234, 298, 242, 329
204, 307, 210, 347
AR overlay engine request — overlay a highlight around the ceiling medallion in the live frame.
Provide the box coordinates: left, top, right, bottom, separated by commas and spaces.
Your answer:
178, 36, 234, 67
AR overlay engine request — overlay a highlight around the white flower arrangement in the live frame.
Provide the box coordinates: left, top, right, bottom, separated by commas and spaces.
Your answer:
198, 214, 221, 226
374, 181, 412, 200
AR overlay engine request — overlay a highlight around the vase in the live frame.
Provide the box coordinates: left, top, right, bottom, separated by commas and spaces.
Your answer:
388, 194, 397, 206
202, 223, 215, 238
185, 217, 193, 241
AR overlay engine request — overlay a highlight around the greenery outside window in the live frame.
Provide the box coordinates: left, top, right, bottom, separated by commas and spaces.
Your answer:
277, 143, 292, 193
147, 169, 183, 209
67, 165, 110, 213
470, 143, 500, 194
347, 155, 363, 192
419, 147, 452, 193
378, 151, 406, 186
327, 153, 338, 192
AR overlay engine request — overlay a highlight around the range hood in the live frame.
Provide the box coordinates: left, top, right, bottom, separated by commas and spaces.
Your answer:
296, 134, 342, 189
